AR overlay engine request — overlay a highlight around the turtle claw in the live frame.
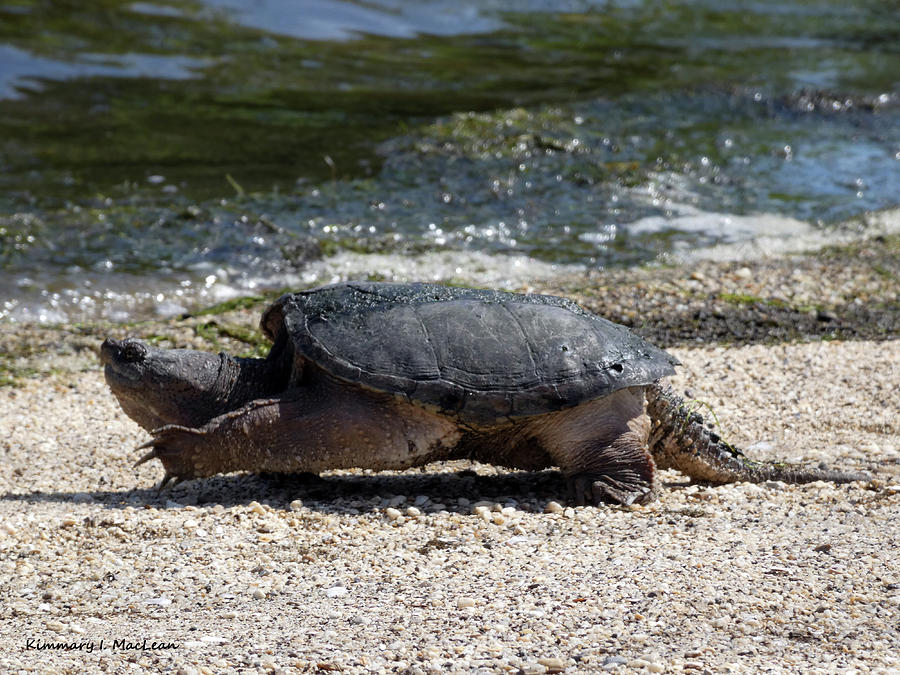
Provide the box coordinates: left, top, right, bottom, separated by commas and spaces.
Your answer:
156, 472, 182, 493
133, 425, 204, 487
134, 445, 159, 468
567, 471, 654, 506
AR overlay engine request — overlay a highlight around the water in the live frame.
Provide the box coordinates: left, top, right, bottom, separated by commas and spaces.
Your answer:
1, 0, 898, 322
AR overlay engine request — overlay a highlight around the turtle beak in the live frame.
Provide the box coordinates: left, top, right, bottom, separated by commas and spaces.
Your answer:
100, 338, 151, 387
99, 337, 121, 366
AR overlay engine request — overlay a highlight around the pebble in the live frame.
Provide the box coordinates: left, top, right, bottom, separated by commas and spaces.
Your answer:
537, 657, 566, 672
324, 586, 348, 598
456, 597, 476, 609
385, 507, 403, 521
627, 658, 653, 669
602, 655, 628, 669
143, 596, 172, 606
289, 499, 304, 511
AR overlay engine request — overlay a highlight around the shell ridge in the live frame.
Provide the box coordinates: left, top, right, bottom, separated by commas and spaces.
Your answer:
500, 301, 541, 384
411, 304, 442, 381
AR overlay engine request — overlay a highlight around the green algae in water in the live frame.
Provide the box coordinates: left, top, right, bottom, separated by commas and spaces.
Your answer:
0, 0, 898, 322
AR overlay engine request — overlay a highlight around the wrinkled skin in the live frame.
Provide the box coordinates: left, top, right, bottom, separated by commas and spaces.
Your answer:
100, 337, 281, 430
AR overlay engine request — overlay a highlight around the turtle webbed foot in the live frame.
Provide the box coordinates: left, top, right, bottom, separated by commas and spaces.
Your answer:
567, 470, 655, 506
136, 425, 207, 486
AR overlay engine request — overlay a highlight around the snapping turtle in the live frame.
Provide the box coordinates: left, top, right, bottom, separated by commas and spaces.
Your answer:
101, 282, 870, 504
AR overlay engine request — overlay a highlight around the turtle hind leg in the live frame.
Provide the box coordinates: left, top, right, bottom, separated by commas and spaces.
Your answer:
532, 386, 655, 506
566, 440, 656, 506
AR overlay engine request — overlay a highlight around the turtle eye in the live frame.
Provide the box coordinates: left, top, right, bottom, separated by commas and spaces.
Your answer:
121, 341, 145, 363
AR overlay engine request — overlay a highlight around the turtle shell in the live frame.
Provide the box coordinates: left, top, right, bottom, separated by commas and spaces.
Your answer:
261, 282, 678, 424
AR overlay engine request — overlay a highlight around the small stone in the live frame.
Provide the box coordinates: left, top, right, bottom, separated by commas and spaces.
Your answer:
324, 586, 348, 598
563, 507, 575, 518
289, 499, 304, 511
519, 663, 547, 675
248, 501, 266, 515
537, 657, 566, 672
252, 589, 265, 600
456, 597, 476, 608
405, 506, 421, 517
627, 659, 652, 669
602, 655, 628, 669
385, 507, 402, 521
143, 596, 172, 606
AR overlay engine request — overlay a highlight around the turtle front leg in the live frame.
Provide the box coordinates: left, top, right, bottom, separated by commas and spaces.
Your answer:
531, 386, 655, 506
136, 397, 288, 486
133, 380, 463, 487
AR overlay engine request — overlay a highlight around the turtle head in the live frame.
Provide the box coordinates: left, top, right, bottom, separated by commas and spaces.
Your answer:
100, 337, 242, 431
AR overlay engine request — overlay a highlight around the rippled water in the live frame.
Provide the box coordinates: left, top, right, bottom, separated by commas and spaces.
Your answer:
0, 0, 897, 322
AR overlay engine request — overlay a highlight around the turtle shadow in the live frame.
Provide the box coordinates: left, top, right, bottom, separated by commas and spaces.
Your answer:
1, 468, 590, 513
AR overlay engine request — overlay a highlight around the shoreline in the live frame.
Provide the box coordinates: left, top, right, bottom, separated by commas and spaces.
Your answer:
1, 232, 897, 385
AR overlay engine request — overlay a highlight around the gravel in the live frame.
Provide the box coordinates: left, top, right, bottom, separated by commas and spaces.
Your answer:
1, 249, 899, 673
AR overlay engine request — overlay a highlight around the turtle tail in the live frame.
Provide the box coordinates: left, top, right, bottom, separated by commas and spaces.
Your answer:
645, 383, 872, 485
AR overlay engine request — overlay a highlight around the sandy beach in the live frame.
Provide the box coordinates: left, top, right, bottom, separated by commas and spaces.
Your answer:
1, 246, 898, 674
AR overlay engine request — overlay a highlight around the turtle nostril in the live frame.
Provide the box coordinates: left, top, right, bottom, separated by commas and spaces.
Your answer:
99, 338, 120, 365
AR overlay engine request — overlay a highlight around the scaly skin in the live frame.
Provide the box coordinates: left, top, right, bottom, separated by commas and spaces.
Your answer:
645, 383, 872, 485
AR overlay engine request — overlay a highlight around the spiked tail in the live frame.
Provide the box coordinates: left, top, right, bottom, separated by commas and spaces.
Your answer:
645, 383, 872, 485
